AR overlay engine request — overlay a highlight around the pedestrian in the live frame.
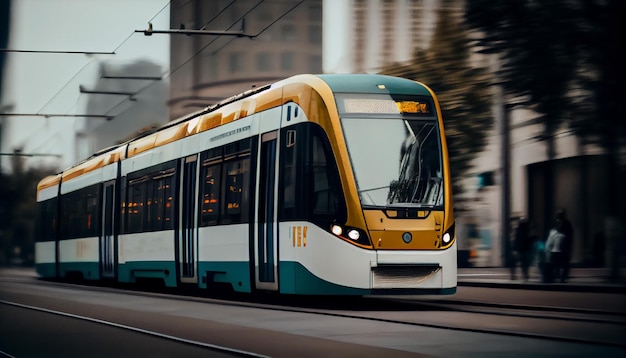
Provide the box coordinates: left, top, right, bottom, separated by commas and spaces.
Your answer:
544, 212, 568, 283
556, 210, 573, 283
511, 217, 534, 281
535, 237, 547, 282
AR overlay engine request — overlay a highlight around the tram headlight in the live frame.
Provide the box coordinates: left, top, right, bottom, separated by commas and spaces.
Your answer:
329, 223, 372, 247
347, 229, 360, 240
331, 224, 343, 236
442, 223, 455, 246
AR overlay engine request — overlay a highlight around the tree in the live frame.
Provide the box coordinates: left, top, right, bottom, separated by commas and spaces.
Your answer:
465, 0, 625, 235
0, 154, 56, 265
381, 2, 493, 196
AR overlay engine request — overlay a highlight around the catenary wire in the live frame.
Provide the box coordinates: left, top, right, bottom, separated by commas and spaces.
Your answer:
104, 0, 306, 119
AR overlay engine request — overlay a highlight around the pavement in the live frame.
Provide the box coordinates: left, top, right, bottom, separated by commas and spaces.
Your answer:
457, 266, 626, 293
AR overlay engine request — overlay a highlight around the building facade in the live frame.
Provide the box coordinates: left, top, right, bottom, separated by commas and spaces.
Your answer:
168, 0, 323, 120
324, 0, 462, 74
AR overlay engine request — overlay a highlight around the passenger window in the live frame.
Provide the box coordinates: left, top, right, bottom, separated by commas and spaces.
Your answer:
278, 123, 345, 226
60, 184, 101, 239
199, 139, 252, 226
125, 161, 176, 233
200, 165, 221, 226
311, 135, 339, 215
221, 157, 250, 224
127, 177, 147, 233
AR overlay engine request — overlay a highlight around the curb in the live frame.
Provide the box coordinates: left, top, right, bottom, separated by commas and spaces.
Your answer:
458, 280, 626, 294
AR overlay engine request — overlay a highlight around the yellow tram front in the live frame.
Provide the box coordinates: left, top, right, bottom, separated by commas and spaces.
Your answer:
281, 74, 456, 295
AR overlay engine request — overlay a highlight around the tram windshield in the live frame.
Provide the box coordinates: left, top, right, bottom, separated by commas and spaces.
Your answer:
337, 93, 444, 209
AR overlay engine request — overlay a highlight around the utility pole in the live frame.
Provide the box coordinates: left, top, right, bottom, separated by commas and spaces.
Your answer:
497, 86, 511, 269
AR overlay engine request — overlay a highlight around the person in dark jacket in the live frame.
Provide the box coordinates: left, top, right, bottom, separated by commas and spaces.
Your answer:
556, 210, 574, 283
511, 217, 534, 281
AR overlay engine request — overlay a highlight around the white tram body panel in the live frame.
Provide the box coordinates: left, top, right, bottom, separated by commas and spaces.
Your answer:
280, 222, 376, 289
59, 236, 100, 263
118, 232, 176, 263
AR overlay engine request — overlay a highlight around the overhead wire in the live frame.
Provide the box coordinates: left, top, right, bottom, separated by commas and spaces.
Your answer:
39, 0, 304, 121
209, 0, 305, 56
104, 0, 305, 119
164, 0, 265, 83
29, 1, 172, 116
36, 60, 96, 115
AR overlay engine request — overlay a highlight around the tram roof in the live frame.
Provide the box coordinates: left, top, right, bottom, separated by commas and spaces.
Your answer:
39, 74, 435, 191
317, 74, 432, 96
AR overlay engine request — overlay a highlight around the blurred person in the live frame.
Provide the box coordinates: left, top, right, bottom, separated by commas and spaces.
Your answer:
556, 210, 574, 283
544, 212, 568, 283
535, 235, 547, 282
511, 217, 534, 281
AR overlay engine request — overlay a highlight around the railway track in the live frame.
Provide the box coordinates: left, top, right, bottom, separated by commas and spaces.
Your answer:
6, 281, 626, 348
3, 276, 624, 350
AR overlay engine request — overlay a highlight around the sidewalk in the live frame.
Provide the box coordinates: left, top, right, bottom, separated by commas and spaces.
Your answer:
457, 267, 626, 293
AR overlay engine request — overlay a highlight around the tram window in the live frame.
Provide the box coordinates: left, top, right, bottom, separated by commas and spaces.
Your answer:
200, 164, 221, 226
279, 123, 345, 225
146, 179, 156, 230
124, 162, 176, 233
127, 180, 145, 233
221, 157, 250, 224
200, 138, 252, 226
60, 184, 101, 240
282, 135, 297, 214
224, 138, 251, 157
36, 198, 58, 242
151, 169, 175, 231
311, 135, 339, 215
162, 175, 174, 229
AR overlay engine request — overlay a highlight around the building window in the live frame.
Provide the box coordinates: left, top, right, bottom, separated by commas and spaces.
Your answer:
308, 55, 322, 73
281, 52, 294, 71
256, 53, 272, 72
229, 52, 245, 73
280, 24, 297, 41
308, 4, 322, 22
308, 25, 322, 44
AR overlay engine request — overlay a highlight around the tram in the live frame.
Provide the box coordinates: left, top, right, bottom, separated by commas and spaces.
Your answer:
35, 74, 457, 295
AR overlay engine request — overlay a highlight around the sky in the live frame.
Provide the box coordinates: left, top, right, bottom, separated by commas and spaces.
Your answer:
1, 0, 171, 171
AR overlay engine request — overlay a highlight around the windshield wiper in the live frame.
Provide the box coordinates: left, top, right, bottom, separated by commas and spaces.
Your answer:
358, 185, 389, 194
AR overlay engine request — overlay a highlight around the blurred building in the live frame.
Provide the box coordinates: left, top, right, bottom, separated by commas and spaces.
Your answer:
457, 102, 613, 269
0, 0, 11, 171
168, 0, 323, 120
81, 60, 170, 154
323, 0, 463, 74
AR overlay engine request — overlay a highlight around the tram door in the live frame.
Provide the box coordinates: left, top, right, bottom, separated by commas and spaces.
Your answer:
100, 181, 116, 278
179, 155, 198, 283
255, 129, 280, 291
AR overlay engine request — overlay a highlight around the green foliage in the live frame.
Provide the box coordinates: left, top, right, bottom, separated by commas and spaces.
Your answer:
381, 4, 493, 194
466, 0, 626, 217
465, 0, 625, 146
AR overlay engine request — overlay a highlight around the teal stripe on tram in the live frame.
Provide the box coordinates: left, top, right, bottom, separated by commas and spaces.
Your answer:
59, 262, 100, 280
197, 261, 251, 293
35, 263, 57, 278
118, 261, 178, 287
279, 261, 368, 295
